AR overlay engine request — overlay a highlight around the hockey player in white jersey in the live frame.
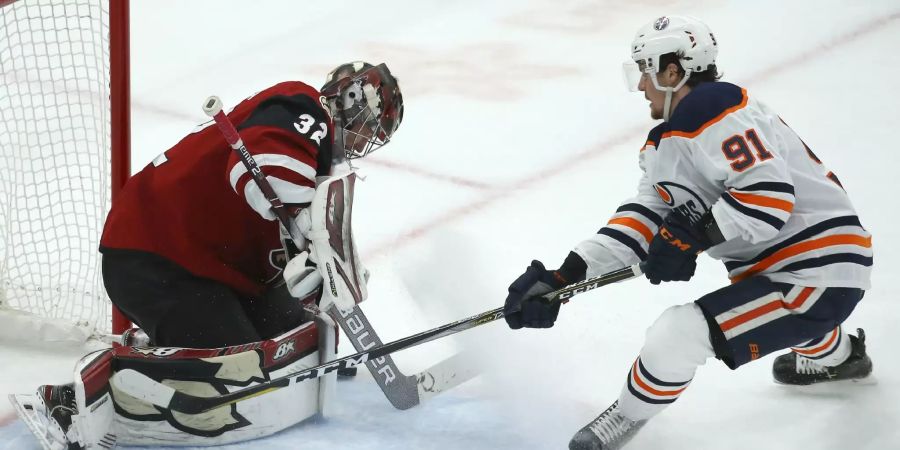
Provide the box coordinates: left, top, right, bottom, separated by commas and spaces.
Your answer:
502, 15, 874, 450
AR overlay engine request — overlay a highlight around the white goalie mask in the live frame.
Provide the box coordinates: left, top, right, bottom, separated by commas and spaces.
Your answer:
623, 15, 718, 120
321, 61, 404, 160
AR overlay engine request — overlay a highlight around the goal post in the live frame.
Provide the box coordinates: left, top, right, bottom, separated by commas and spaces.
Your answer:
0, 0, 130, 342
109, 0, 130, 336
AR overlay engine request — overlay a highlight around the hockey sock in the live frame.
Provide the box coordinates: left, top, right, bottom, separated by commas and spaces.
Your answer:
618, 303, 714, 421
789, 326, 851, 367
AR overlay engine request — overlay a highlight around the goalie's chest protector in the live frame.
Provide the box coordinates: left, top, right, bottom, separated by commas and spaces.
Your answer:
101, 81, 333, 296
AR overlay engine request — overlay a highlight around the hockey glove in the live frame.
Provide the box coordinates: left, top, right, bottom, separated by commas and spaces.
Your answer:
283, 251, 323, 299
643, 210, 720, 284
504, 260, 568, 329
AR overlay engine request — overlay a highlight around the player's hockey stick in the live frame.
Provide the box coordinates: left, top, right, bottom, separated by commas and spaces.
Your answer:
201, 96, 474, 409
113, 263, 643, 414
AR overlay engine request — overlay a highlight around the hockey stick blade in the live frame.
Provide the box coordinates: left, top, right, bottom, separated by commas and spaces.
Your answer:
414, 352, 478, 403
111, 264, 641, 414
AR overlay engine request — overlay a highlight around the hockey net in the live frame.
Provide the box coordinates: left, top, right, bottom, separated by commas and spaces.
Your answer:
0, 0, 129, 342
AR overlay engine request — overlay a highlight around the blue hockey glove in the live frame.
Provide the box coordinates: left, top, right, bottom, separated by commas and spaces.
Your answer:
643, 210, 720, 285
504, 260, 568, 329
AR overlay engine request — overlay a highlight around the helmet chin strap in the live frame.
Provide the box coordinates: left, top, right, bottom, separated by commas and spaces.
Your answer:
663, 88, 674, 122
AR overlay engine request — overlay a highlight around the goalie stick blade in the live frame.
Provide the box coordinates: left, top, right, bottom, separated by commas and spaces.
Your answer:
328, 305, 480, 410
112, 369, 176, 408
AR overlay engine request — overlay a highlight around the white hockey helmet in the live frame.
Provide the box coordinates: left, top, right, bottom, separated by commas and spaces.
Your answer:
623, 15, 718, 92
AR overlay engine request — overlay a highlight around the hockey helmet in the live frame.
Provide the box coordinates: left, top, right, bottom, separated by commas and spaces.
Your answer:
321, 61, 404, 159
623, 15, 718, 92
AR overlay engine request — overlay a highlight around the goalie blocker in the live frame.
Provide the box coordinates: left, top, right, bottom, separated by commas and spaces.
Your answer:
284, 169, 369, 314
9, 312, 338, 449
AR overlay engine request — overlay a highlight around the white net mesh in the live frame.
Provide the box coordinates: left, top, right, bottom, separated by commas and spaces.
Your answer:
0, 0, 112, 337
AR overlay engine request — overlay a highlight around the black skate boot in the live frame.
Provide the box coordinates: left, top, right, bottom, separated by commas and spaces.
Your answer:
569, 401, 646, 450
33, 383, 82, 450
773, 328, 873, 385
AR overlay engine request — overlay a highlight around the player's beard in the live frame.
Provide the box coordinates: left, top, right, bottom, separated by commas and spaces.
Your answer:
650, 103, 663, 120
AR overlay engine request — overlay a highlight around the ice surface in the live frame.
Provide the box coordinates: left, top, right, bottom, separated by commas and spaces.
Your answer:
2, 0, 899, 448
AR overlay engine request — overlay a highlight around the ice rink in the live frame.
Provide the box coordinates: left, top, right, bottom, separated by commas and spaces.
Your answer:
2, 0, 899, 448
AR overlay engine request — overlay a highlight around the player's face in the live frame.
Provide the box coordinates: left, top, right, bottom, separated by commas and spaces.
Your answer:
638, 64, 683, 120
344, 117, 377, 153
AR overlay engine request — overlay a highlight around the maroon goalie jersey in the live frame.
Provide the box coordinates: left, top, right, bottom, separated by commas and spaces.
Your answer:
100, 81, 334, 296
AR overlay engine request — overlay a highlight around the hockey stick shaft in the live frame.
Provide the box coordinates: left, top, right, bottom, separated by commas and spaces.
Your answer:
544, 263, 645, 302
202, 96, 301, 256
113, 263, 642, 414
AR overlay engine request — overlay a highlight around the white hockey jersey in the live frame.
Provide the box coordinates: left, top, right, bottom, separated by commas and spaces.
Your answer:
576, 82, 872, 289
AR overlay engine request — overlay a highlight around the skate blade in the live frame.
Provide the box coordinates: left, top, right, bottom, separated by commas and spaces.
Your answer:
7, 394, 66, 450
774, 374, 878, 388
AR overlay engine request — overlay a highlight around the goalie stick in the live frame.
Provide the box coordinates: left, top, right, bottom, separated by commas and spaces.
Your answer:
113, 263, 644, 414
201, 96, 473, 409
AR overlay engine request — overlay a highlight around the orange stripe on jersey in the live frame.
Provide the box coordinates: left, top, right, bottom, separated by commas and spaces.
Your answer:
793, 327, 839, 355
719, 287, 816, 332
729, 191, 794, 213
608, 217, 654, 243
730, 234, 872, 283
661, 89, 749, 140
631, 361, 687, 397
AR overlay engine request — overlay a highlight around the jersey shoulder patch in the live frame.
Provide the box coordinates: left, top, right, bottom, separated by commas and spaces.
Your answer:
668, 82, 747, 136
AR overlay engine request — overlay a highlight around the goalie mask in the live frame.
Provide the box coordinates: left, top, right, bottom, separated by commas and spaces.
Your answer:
321, 61, 404, 160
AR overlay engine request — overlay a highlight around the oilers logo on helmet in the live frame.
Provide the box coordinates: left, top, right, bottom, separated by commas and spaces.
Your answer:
653, 16, 669, 31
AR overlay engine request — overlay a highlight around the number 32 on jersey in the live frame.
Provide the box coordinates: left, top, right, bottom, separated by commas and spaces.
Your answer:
294, 113, 328, 145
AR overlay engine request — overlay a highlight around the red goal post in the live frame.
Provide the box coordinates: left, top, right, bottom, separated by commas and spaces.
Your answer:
0, 0, 130, 341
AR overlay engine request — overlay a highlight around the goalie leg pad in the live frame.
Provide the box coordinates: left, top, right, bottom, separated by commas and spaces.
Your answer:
107, 320, 325, 446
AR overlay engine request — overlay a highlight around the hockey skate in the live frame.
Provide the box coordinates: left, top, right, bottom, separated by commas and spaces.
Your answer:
773, 328, 873, 385
569, 401, 646, 450
9, 384, 82, 450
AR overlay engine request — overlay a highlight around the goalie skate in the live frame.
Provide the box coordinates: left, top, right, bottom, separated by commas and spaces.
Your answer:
9, 384, 115, 450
